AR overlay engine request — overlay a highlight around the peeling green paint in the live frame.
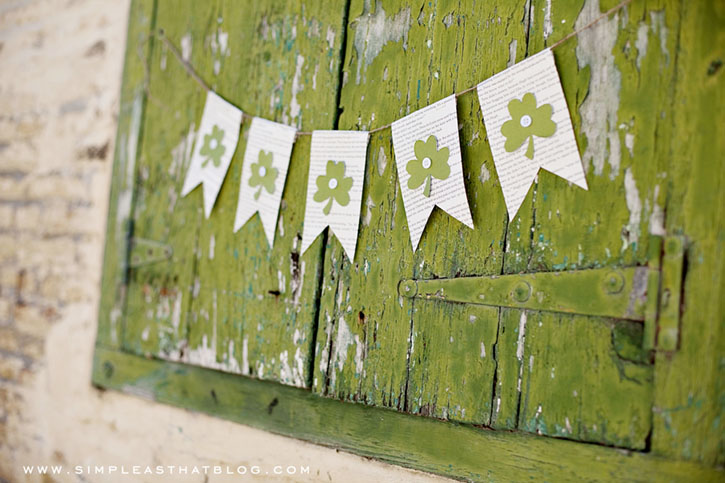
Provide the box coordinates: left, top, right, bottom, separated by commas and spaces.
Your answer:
96, 0, 725, 476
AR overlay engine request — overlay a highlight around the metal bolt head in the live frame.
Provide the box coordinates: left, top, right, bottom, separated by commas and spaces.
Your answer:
397, 280, 418, 298
512, 281, 531, 303
603, 270, 625, 294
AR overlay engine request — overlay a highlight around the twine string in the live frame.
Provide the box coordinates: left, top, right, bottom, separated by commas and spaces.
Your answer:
153, 0, 633, 138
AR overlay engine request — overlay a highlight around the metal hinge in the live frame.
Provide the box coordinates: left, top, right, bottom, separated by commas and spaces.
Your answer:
398, 235, 685, 352
128, 238, 173, 268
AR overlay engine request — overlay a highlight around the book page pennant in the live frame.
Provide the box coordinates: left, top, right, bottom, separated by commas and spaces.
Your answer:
181, 91, 243, 218
233, 117, 297, 246
301, 131, 369, 261
477, 48, 588, 219
391, 94, 474, 250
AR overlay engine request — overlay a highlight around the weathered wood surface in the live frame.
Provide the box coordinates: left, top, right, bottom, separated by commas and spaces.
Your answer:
96, 0, 156, 349
311, 0, 676, 450
120, 0, 349, 387
93, 347, 724, 482
650, 0, 725, 466
95, 0, 725, 476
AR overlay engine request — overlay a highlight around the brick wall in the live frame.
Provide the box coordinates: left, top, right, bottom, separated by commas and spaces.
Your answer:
0, 0, 125, 445
0, 1, 439, 481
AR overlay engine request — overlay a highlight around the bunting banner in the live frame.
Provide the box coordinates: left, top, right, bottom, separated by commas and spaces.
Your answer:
233, 117, 297, 246
300, 131, 369, 260
391, 95, 474, 250
476, 48, 588, 218
156, 5, 622, 257
181, 91, 243, 218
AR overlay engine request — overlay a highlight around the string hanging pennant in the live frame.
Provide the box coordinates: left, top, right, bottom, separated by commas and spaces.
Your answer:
155, 0, 633, 139
158, 0, 633, 236
477, 48, 588, 218
301, 131, 369, 261
391, 95, 474, 250
234, 118, 297, 247
180, 91, 243, 218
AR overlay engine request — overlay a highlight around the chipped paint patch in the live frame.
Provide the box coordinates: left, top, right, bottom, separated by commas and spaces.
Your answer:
507, 39, 517, 68
622, 167, 642, 251
352, 3, 412, 84
480, 163, 491, 184
208, 234, 215, 260
650, 11, 669, 65
635, 21, 649, 70
576, 0, 622, 179
291, 260, 305, 307
184, 335, 241, 374
242, 336, 250, 375
180, 33, 192, 62
326, 26, 336, 49
283, 54, 305, 127
171, 293, 182, 332
543, 0, 553, 40
363, 194, 375, 226
376, 146, 387, 176
318, 310, 335, 376
516, 311, 527, 392
649, 184, 665, 236
209, 28, 229, 76
279, 349, 305, 387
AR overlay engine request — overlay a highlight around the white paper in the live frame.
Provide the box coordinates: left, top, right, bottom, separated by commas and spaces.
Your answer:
391, 94, 474, 250
181, 91, 243, 218
301, 130, 369, 260
477, 48, 587, 218
233, 117, 297, 246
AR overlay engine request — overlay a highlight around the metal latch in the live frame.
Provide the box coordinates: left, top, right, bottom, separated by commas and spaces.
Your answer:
398, 235, 685, 352
128, 238, 173, 268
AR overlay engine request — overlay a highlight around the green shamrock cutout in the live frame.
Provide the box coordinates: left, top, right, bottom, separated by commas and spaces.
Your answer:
406, 135, 451, 198
248, 150, 278, 200
200, 124, 226, 168
313, 160, 353, 215
501, 92, 556, 160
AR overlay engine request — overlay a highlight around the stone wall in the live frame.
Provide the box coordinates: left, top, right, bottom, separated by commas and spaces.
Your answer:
0, 1, 439, 481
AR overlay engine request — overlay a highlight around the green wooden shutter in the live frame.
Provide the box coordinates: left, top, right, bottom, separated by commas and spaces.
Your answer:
94, 0, 724, 479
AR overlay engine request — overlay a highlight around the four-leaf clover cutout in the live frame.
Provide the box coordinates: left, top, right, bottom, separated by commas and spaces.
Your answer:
501, 92, 556, 160
406, 135, 450, 197
200, 124, 226, 168
248, 150, 278, 200
313, 160, 353, 215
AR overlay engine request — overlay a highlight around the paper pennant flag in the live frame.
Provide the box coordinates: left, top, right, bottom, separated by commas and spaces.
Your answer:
181, 91, 243, 218
391, 94, 474, 251
477, 48, 587, 218
233, 117, 297, 246
301, 130, 369, 260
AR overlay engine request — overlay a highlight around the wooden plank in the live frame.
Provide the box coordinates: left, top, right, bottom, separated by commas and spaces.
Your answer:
518, 312, 653, 449
92, 347, 724, 482
184, 0, 349, 387
490, 0, 680, 447
96, 0, 157, 348
121, 1, 209, 360
651, 0, 725, 465
312, 0, 527, 424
